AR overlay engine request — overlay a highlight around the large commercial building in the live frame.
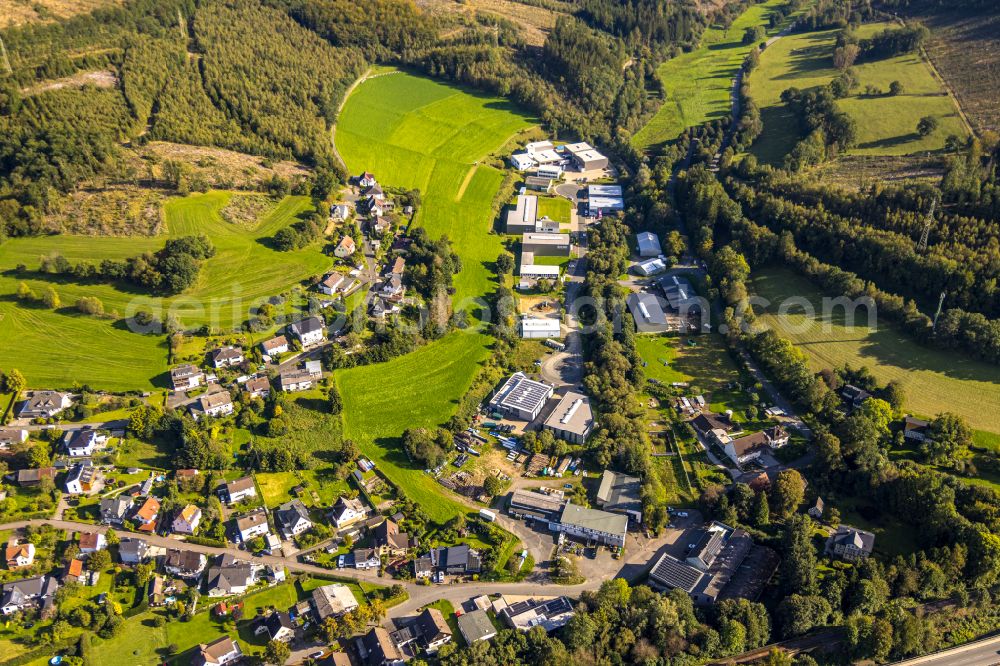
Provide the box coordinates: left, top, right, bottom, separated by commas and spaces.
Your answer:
555, 503, 628, 548
564, 142, 608, 171
626, 292, 670, 333
595, 470, 642, 523
508, 489, 566, 522
542, 391, 593, 444
522, 233, 570, 257
488, 373, 554, 421
505, 194, 538, 234
659, 275, 702, 313
587, 184, 624, 217
520, 317, 562, 339
637, 231, 662, 257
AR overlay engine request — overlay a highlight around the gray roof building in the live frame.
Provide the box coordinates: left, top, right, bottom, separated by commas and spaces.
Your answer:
556, 503, 628, 548
637, 231, 662, 257
488, 372, 553, 421
505, 194, 538, 234
522, 232, 570, 257
509, 488, 566, 521
541, 390, 594, 444
457, 608, 497, 644
626, 292, 669, 333
595, 470, 642, 522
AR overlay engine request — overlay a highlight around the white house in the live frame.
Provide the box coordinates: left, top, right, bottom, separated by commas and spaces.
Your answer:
190, 391, 234, 420
18, 391, 72, 419
64, 463, 98, 495
170, 365, 205, 391
210, 346, 244, 369
5, 541, 35, 569
318, 273, 346, 296
274, 500, 312, 539
194, 636, 243, 666
233, 509, 269, 543
78, 532, 106, 554
64, 430, 98, 457
172, 504, 202, 534
509, 153, 535, 170
260, 335, 289, 359
279, 370, 314, 392
353, 548, 381, 570
0, 428, 28, 451
358, 172, 378, 189
330, 496, 369, 529
288, 317, 326, 347
334, 236, 356, 258
721, 426, 789, 467
221, 476, 257, 505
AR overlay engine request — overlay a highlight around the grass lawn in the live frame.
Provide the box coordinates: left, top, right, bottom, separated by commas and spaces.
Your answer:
336, 331, 493, 523
255, 471, 302, 508
336, 70, 535, 303
748, 22, 968, 163
632, 0, 792, 150
635, 333, 742, 395
0, 193, 328, 391
752, 267, 1000, 433
536, 196, 572, 224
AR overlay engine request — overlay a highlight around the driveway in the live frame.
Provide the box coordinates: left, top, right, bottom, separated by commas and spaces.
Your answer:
538, 330, 583, 386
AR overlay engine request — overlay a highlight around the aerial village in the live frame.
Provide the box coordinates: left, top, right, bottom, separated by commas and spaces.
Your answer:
0, 137, 882, 665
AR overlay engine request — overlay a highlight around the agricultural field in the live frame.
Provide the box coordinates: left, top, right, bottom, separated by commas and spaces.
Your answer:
0, 192, 327, 390
752, 268, 1000, 434
632, 0, 791, 150
336, 70, 536, 303
336, 330, 493, 523
748, 22, 969, 164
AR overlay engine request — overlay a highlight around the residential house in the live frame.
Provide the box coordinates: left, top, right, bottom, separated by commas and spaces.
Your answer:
274, 500, 312, 539
808, 497, 825, 519
205, 553, 254, 597
210, 346, 244, 369
172, 504, 202, 534
334, 236, 357, 259
170, 365, 205, 391
413, 555, 433, 579
260, 335, 289, 359
190, 391, 234, 420
233, 509, 269, 543
244, 376, 271, 400
330, 203, 351, 221
64, 462, 99, 495
0, 575, 59, 617
380, 274, 403, 300
117, 538, 150, 564
690, 412, 734, 436
0, 428, 28, 452
330, 496, 369, 529
390, 257, 405, 276
18, 391, 71, 419
262, 611, 295, 642
366, 196, 386, 218
65, 558, 85, 583
221, 477, 257, 505
353, 548, 381, 571
903, 416, 931, 442
5, 541, 35, 569
392, 608, 452, 654
64, 430, 98, 457
193, 636, 243, 666
431, 544, 481, 575
310, 583, 359, 620
289, 316, 326, 347
498, 596, 574, 633
457, 608, 497, 645
164, 549, 207, 578
279, 369, 314, 392
319, 272, 347, 296
841, 384, 872, 410
358, 172, 378, 189
16, 467, 56, 487
373, 519, 416, 558
826, 526, 875, 562
721, 426, 789, 468
358, 627, 403, 666
100, 496, 132, 525
78, 532, 106, 554
134, 496, 160, 532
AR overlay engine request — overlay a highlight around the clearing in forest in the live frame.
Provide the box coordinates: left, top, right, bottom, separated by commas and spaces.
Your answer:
748, 22, 969, 164
751, 268, 1000, 434
632, 0, 790, 150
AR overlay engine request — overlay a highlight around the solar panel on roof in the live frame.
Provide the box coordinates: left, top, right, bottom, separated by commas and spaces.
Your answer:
650, 554, 705, 593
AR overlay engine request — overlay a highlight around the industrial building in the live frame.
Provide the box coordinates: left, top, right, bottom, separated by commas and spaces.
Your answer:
498, 596, 575, 633
525, 176, 554, 192
518, 251, 561, 282
637, 231, 662, 257
659, 275, 702, 313
595, 470, 643, 523
509, 153, 534, 170
564, 142, 609, 171
505, 194, 538, 234
488, 372, 554, 421
587, 184, 624, 217
555, 503, 628, 548
508, 489, 566, 522
520, 317, 562, 339
626, 292, 670, 333
635, 257, 667, 277
542, 391, 593, 444
522, 232, 570, 256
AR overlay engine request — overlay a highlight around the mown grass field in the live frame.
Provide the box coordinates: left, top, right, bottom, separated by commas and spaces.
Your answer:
334, 72, 534, 522
336, 331, 493, 522
336, 70, 536, 303
748, 22, 968, 164
536, 196, 572, 224
752, 268, 1000, 433
632, 0, 790, 150
0, 192, 327, 390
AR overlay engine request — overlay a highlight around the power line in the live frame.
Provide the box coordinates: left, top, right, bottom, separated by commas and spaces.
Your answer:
917, 195, 938, 253
0, 36, 12, 76
931, 290, 946, 334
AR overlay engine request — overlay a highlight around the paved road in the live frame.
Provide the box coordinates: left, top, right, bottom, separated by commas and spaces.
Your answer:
888, 635, 1000, 666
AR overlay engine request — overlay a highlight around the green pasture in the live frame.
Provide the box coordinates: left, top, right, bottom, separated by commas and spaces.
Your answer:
536, 196, 572, 224
632, 0, 791, 150
748, 22, 968, 163
336, 70, 536, 303
0, 192, 327, 390
752, 268, 1000, 433
336, 330, 493, 522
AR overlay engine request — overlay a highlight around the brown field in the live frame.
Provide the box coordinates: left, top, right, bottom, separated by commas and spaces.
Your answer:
141, 142, 311, 186
417, 0, 569, 46
811, 154, 946, 191
21, 69, 118, 96
910, 9, 1000, 134
45, 187, 164, 236
0, 0, 123, 28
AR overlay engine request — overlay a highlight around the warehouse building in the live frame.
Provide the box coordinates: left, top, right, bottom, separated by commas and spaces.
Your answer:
520, 317, 562, 339
509, 489, 566, 522
488, 372, 553, 421
587, 184, 624, 217
564, 142, 609, 171
555, 503, 628, 548
542, 391, 593, 444
659, 275, 702, 313
505, 194, 538, 234
525, 176, 554, 192
637, 231, 662, 257
522, 232, 570, 256
626, 292, 670, 333
635, 257, 667, 277
595, 470, 643, 523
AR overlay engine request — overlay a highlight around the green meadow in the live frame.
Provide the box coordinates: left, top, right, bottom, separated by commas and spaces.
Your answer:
0, 192, 328, 390
752, 268, 1000, 433
335, 71, 535, 521
632, 0, 790, 150
748, 22, 968, 164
